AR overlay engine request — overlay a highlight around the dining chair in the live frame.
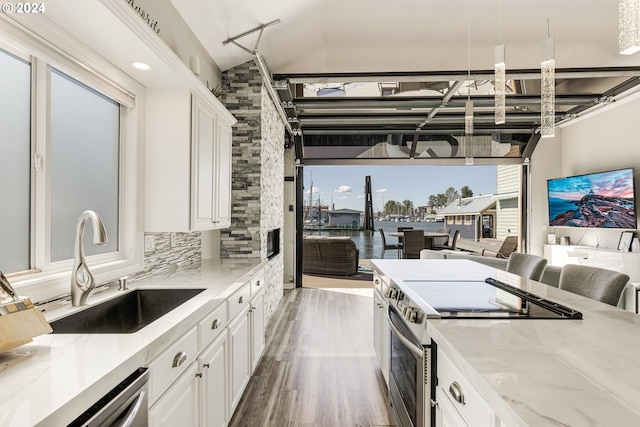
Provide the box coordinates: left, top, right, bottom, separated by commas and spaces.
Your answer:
402, 230, 426, 259
558, 264, 629, 306
379, 229, 402, 259
396, 226, 413, 246
433, 229, 460, 251
506, 253, 548, 281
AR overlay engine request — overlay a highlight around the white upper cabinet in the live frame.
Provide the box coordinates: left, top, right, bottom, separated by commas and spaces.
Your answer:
145, 88, 235, 232
191, 93, 232, 230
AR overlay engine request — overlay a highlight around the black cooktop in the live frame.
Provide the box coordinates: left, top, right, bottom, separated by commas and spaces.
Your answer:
404, 278, 583, 320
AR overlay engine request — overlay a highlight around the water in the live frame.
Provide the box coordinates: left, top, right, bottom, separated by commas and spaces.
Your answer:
548, 197, 578, 220
304, 220, 443, 259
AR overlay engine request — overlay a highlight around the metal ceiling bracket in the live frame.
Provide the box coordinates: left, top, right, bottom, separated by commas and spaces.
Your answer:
222, 19, 281, 54
222, 19, 302, 145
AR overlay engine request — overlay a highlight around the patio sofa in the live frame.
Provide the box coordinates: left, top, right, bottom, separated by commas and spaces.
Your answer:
303, 236, 359, 276
420, 249, 561, 287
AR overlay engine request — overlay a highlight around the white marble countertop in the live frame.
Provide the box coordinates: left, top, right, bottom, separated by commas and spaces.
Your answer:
0, 258, 263, 427
372, 259, 640, 426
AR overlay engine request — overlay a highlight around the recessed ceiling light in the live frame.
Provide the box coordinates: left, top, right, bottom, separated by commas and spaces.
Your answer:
132, 62, 151, 71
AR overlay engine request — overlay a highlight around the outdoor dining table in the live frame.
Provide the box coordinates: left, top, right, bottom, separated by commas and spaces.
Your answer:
388, 231, 450, 253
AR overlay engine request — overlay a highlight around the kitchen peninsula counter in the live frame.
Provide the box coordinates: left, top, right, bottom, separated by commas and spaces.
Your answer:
373, 259, 640, 426
0, 259, 264, 427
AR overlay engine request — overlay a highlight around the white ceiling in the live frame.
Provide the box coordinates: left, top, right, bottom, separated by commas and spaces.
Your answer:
170, 0, 640, 75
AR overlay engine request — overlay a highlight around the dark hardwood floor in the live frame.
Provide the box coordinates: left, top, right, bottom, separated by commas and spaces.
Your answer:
229, 287, 395, 427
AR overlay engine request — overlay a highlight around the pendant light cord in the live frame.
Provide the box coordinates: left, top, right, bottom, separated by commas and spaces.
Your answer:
498, 0, 502, 44
547, 0, 551, 37
467, 0, 471, 100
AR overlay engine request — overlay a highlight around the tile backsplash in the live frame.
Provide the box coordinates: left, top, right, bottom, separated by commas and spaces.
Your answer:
132, 232, 201, 282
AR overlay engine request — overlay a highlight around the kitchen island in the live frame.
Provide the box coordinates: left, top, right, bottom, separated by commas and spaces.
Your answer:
0, 258, 264, 427
372, 259, 640, 426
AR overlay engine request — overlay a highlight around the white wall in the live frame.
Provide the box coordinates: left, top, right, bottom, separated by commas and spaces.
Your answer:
530, 94, 640, 256
130, 0, 222, 87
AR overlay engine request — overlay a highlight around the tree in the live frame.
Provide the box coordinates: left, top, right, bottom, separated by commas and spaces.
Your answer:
461, 185, 473, 198
384, 200, 399, 216
402, 199, 414, 216
436, 193, 448, 208
427, 194, 439, 209
445, 186, 459, 203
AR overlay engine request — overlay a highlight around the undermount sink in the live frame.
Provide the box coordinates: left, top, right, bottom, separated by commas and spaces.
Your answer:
50, 288, 206, 334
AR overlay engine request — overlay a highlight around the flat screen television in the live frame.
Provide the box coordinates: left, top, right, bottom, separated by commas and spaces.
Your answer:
547, 168, 637, 229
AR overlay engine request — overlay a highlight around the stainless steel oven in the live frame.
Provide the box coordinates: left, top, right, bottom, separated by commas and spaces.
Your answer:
387, 304, 434, 427
384, 276, 583, 427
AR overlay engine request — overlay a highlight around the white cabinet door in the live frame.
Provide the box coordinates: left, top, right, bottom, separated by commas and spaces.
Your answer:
373, 288, 382, 363
191, 93, 217, 231
250, 291, 265, 372
215, 122, 232, 228
199, 331, 228, 427
191, 93, 233, 231
373, 287, 390, 386
435, 387, 469, 427
149, 363, 199, 427
228, 305, 251, 414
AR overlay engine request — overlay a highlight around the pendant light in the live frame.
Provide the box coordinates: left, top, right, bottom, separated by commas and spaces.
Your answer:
494, 0, 506, 125
619, 0, 640, 55
465, 0, 473, 136
540, 1, 555, 138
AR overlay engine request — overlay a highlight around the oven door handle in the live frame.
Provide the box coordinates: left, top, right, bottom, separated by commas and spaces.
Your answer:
116, 390, 145, 427
386, 306, 423, 358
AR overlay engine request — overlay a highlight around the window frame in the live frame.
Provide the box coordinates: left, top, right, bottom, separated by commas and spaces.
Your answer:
1, 25, 144, 304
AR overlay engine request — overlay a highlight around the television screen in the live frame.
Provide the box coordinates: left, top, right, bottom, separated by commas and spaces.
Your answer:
547, 168, 637, 229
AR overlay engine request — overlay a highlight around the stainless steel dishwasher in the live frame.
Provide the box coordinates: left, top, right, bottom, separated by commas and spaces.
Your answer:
67, 367, 149, 427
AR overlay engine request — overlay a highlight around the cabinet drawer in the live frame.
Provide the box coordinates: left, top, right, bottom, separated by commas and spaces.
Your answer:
149, 327, 198, 404
437, 348, 494, 427
250, 274, 264, 297
198, 301, 228, 350
228, 281, 251, 320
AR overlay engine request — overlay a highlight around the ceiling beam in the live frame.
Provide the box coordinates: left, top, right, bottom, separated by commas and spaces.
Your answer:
291, 94, 600, 110
274, 67, 640, 84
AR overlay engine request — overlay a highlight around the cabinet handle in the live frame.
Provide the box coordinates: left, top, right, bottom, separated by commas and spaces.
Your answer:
238, 296, 244, 304
211, 319, 220, 330
172, 351, 188, 368
449, 381, 465, 405
255, 280, 261, 287
195, 372, 203, 378
430, 399, 439, 409
203, 363, 210, 368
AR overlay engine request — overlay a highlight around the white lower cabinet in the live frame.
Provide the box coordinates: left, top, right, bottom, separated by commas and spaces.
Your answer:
228, 302, 251, 414
250, 291, 265, 373
149, 363, 199, 427
148, 266, 267, 426
198, 331, 228, 427
435, 386, 469, 427
373, 285, 390, 386
228, 287, 266, 415
435, 348, 500, 427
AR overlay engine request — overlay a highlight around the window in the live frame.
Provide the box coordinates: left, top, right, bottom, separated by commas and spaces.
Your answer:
0, 29, 143, 303
465, 215, 471, 224
0, 48, 31, 273
49, 69, 120, 261
455, 216, 462, 225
